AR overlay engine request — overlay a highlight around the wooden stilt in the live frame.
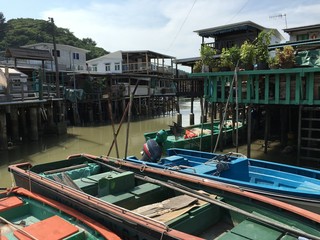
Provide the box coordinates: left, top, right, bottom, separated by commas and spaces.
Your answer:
29, 107, 38, 141
210, 102, 214, 152
0, 111, 7, 150
189, 113, 194, 125
10, 108, 19, 143
219, 103, 224, 152
264, 107, 269, 154
177, 113, 182, 127
247, 105, 252, 158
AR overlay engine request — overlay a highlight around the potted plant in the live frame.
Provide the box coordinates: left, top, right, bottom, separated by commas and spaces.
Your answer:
193, 60, 202, 73
255, 30, 274, 69
240, 41, 256, 70
200, 45, 220, 72
276, 45, 295, 68
220, 45, 241, 71
268, 55, 279, 69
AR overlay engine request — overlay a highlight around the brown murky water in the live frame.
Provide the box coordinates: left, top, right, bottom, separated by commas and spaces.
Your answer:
0, 99, 203, 188
0, 98, 298, 188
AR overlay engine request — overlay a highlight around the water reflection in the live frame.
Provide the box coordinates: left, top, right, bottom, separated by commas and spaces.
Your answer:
1, 99, 202, 187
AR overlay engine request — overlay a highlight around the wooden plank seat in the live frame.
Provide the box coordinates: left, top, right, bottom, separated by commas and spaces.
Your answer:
217, 219, 283, 240
99, 183, 163, 208
0, 196, 23, 212
74, 171, 136, 198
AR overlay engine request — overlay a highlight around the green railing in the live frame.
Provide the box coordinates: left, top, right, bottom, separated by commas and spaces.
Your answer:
190, 68, 320, 105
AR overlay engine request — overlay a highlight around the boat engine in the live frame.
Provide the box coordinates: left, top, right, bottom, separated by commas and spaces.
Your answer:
141, 130, 167, 162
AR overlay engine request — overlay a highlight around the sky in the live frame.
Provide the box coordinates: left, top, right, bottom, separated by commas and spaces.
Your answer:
2, 0, 320, 61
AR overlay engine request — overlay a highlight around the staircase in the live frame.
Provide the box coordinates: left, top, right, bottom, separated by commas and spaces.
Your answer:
298, 105, 320, 167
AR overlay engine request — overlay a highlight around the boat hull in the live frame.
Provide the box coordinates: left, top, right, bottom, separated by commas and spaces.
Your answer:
144, 121, 242, 153
8, 155, 320, 240
10, 168, 179, 240
126, 148, 320, 213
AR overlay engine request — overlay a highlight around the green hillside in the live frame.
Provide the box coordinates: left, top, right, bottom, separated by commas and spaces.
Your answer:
0, 12, 108, 60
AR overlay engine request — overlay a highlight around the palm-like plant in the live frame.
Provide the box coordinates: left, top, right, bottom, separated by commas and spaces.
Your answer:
255, 30, 274, 69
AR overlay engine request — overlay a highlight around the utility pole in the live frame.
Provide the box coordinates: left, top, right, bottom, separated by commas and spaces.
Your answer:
49, 17, 60, 98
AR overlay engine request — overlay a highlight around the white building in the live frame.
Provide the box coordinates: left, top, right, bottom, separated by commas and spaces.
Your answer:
86, 51, 122, 73
23, 43, 90, 71
86, 50, 175, 75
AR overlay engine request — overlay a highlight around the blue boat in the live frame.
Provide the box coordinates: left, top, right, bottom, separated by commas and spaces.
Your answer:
126, 148, 320, 213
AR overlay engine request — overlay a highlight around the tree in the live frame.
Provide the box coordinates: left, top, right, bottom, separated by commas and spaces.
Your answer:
0, 12, 6, 39
82, 38, 97, 46
0, 17, 108, 59
0, 12, 5, 25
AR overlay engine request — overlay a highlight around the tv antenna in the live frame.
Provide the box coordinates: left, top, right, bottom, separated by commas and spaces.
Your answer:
269, 13, 287, 29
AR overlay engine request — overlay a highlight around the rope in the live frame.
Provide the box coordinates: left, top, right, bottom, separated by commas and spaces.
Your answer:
213, 162, 230, 176
140, 163, 146, 172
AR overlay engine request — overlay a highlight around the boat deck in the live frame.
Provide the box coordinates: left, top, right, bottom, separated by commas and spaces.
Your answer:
0, 196, 86, 240
37, 159, 320, 239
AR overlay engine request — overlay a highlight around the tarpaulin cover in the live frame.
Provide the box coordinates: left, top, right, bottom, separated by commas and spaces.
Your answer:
296, 50, 320, 67
65, 88, 84, 102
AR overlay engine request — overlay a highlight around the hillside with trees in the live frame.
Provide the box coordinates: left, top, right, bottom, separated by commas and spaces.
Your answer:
0, 12, 108, 60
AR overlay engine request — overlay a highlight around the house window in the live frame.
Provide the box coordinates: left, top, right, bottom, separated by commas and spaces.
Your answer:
92, 65, 97, 72
52, 49, 60, 57
105, 63, 110, 71
73, 52, 80, 60
296, 34, 309, 41
115, 62, 120, 71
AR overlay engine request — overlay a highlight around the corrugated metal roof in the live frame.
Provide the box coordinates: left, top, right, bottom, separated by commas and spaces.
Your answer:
284, 24, 320, 33
5, 47, 53, 61
194, 21, 265, 38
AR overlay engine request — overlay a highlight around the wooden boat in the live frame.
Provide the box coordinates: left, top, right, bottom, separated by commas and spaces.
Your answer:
8, 155, 320, 240
0, 187, 120, 240
143, 120, 243, 155
126, 148, 320, 213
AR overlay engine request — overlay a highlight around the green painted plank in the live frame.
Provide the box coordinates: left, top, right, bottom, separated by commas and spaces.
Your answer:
254, 76, 259, 103
285, 74, 290, 104
264, 75, 269, 104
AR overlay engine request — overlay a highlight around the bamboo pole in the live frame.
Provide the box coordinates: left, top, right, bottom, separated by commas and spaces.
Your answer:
124, 80, 140, 158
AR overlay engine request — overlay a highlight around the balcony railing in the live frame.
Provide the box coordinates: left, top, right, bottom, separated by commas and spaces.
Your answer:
122, 62, 174, 75
190, 68, 320, 105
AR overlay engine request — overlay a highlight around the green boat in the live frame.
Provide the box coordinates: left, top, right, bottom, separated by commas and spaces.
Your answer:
0, 187, 120, 240
9, 155, 320, 240
144, 120, 243, 155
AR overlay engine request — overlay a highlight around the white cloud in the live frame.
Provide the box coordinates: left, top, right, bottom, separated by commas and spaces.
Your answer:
38, 0, 320, 60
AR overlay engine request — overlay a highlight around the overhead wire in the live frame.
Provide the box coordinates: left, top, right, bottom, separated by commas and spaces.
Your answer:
167, 0, 197, 50
226, 0, 250, 24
